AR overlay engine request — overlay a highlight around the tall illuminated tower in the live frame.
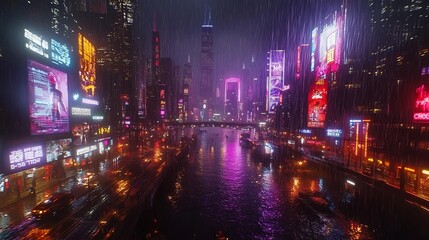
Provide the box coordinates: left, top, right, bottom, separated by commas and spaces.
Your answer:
147, 14, 162, 123
183, 56, 192, 121
200, 9, 214, 121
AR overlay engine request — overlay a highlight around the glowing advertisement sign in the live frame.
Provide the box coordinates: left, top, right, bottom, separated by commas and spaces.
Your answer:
308, 73, 328, 128
71, 107, 91, 116
82, 98, 99, 105
46, 138, 72, 163
160, 89, 166, 117
414, 84, 429, 123
299, 129, 312, 134
78, 33, 96, 97
267, 50, 285, 113
25, 29, 49, 59
318, 16, 342, 73
9, 145, 45, 173
24, 29, 71, 68
326, 129, 342, 137
311, 28, 317, 72
51, 39, 71, 67
28, 60, 69, 135
76, 145, 97, 156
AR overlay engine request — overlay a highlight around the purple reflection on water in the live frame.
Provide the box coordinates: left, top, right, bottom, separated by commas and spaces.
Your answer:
257, 167, 285, 239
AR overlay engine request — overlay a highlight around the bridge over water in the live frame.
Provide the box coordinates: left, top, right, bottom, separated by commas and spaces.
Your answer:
166, 121, 259, 129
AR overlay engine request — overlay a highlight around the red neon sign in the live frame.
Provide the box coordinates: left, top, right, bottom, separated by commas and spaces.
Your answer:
414, 84, 429, 123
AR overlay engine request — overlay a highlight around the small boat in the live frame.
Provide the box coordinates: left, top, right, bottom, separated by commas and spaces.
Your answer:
297, 191, 334, 217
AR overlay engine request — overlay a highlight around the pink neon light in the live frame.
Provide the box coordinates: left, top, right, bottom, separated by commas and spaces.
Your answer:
224, 78, 241, 103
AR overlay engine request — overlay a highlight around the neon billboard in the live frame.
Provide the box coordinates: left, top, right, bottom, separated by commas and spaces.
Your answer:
25, 29, 49, 59
224, 78, 241, 103
311, 28, 317, 72
308, 71, 327, 128
24, 28, 70, 67
267, 50, 285, 113
414, 84, 429, 123
28, 60, 69, 135
78, 33, 96, 97
46, 138, 72, 162
318, 16, 342, 73
9, 144, 45, 173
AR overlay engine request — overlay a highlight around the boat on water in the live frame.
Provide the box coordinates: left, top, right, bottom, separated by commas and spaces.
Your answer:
250, 141, 276, 162
297, 191, 334, 217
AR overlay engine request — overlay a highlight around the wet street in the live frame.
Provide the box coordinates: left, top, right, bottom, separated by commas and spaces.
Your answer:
144, 127, 374, 239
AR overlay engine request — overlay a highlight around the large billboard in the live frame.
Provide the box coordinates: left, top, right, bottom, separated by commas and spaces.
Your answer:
78, 33, 96, 97
24, 28, 71, 68
267, 50, 285, 113
28, 60, 69, 135
318, 16, 342, 73
414, 84, 429, 123
308, 72, 328, 128
46, 138, 72, 163
9, 144, 45, 173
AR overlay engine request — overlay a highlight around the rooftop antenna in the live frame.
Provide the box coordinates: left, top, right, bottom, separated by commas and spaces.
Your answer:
208, 7, 212, 25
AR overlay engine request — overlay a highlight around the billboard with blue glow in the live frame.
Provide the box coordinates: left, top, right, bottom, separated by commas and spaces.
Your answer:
311, 28, 317, 72
267, 50, 285, 113
24, 28, 71, 68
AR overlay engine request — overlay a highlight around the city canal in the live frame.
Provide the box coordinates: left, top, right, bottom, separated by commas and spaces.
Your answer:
137, 127, 374, 239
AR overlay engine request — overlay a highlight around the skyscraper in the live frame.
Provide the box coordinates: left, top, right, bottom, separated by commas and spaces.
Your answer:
367, 0, 429, 122
87, 0, 137, 136
183, 56, 192, 121
147, 14, 162, 123
160, 58, 173, 120
200, 9, 214, 121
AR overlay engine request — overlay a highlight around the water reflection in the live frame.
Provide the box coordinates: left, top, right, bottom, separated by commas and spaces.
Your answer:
257, 167, 284, 239
154, 127, 373, 239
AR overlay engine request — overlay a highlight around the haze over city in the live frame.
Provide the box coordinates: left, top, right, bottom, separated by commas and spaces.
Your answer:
0, 0, 428, 239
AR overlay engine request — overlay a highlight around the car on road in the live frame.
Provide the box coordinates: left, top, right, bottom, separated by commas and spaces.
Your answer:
32, 192, 74, 219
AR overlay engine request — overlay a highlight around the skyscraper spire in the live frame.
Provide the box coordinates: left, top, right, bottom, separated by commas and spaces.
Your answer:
208, 7, 212, 25
188, 54, 191, 63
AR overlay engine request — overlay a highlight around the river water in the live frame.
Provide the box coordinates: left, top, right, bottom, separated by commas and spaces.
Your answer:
142, 127, 373, 239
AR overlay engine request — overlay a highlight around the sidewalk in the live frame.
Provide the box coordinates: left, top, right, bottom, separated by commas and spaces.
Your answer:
298, 146, 429, 204
0, 169, 77, 210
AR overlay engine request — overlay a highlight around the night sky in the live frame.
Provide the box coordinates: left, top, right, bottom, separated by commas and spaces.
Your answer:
142, 0, 344, 81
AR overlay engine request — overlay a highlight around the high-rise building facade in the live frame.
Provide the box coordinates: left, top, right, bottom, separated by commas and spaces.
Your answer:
224, 78, 240, 122
183, 57, 192, 122
160, 58, 173, 120
200, 11, 214, 121
147, 15, 162, 123
93, 0, 136, 136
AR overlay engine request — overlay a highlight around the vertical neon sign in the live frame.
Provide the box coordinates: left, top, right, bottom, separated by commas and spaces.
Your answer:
267, 50, 285, 113
311, 28, 317, 72
78, 33, 96, 97
296, 46, 301, 79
